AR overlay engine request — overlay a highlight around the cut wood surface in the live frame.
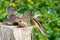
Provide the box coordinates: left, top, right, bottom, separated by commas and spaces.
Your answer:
0, 23, 33, 40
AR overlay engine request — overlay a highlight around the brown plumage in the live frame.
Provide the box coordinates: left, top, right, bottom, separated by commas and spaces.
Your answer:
3, 6, 46, 36
4, 6, 32, 27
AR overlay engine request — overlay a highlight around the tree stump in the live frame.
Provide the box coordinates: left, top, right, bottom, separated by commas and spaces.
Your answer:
0, 24, 33, 40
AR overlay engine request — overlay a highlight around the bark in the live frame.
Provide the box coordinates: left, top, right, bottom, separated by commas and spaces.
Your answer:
0, 24, 33, 40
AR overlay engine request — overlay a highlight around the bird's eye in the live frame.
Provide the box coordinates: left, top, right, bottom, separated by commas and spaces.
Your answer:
13, 22, 18, 25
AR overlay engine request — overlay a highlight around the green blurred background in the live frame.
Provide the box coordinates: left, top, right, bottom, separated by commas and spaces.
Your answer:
0, 0, 60, 40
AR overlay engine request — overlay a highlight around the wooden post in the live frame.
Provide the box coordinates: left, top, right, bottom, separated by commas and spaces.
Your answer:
0, 24, 33, 40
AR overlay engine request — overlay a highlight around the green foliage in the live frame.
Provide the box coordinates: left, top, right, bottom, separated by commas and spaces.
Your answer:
0, 0, 60, 40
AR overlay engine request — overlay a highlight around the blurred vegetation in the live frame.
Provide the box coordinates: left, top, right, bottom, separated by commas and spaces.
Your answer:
0, 0, 60, 40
